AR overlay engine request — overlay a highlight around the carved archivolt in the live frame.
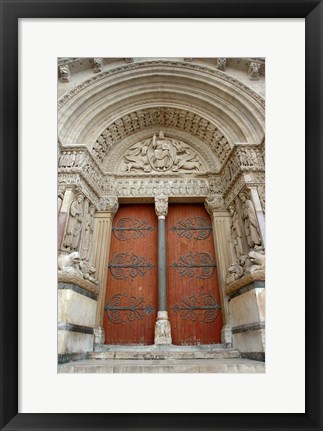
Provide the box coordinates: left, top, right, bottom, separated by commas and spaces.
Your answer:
92, 107, 231, 168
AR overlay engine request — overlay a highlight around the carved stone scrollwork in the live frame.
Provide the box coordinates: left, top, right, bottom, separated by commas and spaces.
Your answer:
239, 191, 262, 249
93, 58, 102, 73
217, 58, 226, 71
63, 192, 84, 251
155, 198, 168, 219
248, 62, 261, 81
59, 65, 71, 82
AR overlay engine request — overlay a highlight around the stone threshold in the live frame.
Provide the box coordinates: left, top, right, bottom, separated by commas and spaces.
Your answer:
58, 358, 265, 373
94, 343, 230, 352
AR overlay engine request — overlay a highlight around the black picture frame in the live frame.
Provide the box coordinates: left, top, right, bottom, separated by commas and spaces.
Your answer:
1, 1, 322, 430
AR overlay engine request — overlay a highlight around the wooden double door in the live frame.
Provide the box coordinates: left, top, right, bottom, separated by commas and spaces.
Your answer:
104, 203, 222, 345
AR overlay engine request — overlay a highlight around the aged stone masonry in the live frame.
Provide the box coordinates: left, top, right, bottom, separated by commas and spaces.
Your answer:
57, 57, 265, 372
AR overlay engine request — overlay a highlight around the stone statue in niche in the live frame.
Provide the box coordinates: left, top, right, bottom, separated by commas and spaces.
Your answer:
122, 132, 202, 173
59, 65, 70, 82
63, 193, 84, 251
239, 192, 262, 249
228, 203, 244, 258
80, 205, 95, 261
248, 62, 261, 80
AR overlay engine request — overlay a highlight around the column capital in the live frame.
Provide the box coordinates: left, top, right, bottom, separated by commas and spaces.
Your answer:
204, 194, 226, 216
155, 197, 168, 219
99, 196, 119, 216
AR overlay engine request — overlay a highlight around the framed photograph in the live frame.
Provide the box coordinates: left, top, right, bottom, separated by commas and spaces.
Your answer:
1, 1, 322, 430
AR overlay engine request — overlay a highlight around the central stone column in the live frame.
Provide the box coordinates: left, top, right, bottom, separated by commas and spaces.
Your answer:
154, 198, 172, 345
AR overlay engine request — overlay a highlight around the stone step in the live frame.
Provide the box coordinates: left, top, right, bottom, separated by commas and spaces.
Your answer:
88, 348, 241, 360
58, 358, 265, 373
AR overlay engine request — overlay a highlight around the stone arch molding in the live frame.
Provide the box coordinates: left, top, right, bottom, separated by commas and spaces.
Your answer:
58, 61, 265, 173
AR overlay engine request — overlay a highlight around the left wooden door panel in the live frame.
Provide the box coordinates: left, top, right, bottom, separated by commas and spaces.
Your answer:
103, 204, 158, 345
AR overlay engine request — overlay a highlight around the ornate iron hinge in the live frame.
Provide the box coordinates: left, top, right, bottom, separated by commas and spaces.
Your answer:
109, 253, 155, 280
170, 252, 216, 279
171, 292, 221, 323
112, 217, 155, 241
105, 293, 155, 324
169, 216, 212, 240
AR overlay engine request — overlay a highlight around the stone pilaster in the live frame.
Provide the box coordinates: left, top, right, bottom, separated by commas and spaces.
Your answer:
205, 198, 234, 343
154, 198, 172, 345
93, 198, 119, 343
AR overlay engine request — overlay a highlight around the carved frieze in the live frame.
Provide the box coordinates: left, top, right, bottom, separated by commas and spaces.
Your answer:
115, 177, 211, 198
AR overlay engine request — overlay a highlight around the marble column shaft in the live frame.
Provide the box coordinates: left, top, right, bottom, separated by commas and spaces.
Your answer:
158, 217, 167, 311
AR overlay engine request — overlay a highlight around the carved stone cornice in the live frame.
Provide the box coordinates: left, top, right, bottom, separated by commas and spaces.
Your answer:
58, 60, 265, 110
155, 198, 168, 219
58, 173, 100, 209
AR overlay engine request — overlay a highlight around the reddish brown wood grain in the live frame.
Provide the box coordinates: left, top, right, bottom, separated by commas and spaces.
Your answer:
167, 203, 222, 345
104, 204, 158, 345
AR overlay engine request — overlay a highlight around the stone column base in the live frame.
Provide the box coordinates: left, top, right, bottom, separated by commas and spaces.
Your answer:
93, 326, 105, 345
154, 311, 172, 345
221, 325, 232, 344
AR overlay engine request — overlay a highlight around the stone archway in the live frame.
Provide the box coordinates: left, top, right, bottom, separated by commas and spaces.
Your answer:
58, 58, 265, 358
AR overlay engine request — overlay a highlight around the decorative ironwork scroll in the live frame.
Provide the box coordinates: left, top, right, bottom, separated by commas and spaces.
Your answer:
109, 253, 154, 280
169, 217, 212, 240
170, 252, 216, 279
105, 293, 155, 324
171, 292, 221, 323
112, 217, 155, 241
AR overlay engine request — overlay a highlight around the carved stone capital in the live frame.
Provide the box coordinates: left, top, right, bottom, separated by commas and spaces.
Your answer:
204, 194, 225, 215
155, 198, 168, 219
100, 196, 119, 215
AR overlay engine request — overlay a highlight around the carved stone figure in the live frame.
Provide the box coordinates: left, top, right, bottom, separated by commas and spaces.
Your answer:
217, 58, 226, 71
58, 251, 82, 278
93, 58, 102, 73
150, 131, 175, 171
248, 62, 261, 80
226, 262, 244, 285
124, 141, 150, 172
80, 205, 95, 261
205, 194, 224, 214
228, 203, 244, 258
59, 65, 70, 82
172, 141, 201, 171
79, 260, 98, 284
63, 193, 84, 250
239, 192, 262, 249
246, 248, 265, 274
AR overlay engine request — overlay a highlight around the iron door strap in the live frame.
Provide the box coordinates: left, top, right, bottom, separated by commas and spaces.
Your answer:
170, 252, 216, 279
112, 217, 155, 241
169, 216, 212, 240
108, 252, 155, 280
171, 292, 221, 323
105, 293, 155, 324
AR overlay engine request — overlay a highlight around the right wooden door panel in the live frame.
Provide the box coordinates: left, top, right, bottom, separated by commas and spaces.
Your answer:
166, 203, 222, 345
